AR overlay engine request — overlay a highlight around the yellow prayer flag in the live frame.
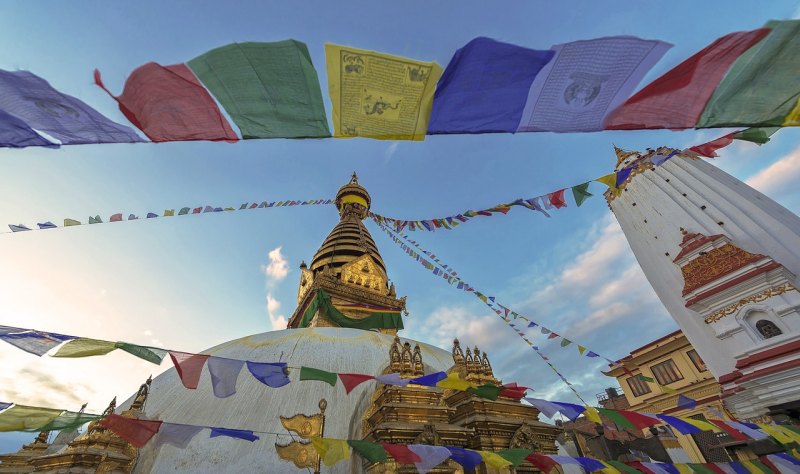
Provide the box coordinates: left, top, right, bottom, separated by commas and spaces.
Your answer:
583, 406, 602, 424
740, 460, 765, 473
660, 385, 678, 395
64, 218, 81, 226
164, 209, 175, 217
325, 43, 442, 141
600, 461, 622, 474
311, 437, 350, 466
595, 173, 618, 189
52, 338, 118, 358
578, 345, 587, 355
784, 97, 800, 126
436, 372, 477, 391
678, 416, 721, 433
774, 424, 800, 444
0, 405, 62, 432
674, 464, 694, 474
757, 423, 795, 444
478, 451, 512, 469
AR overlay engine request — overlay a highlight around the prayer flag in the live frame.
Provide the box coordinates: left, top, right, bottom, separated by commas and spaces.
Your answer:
409, 371, 447, 387
8, 224, 30, 232
679, 416, 721, 433
500, 382, 529, 400
638, 375, 655, 383
188, 41, 330, 139
325, 43, 442, 140
652, 150, 678, 166
526, 453, 560, 474
128, 214, 138, 220
375, 373, 410, 387
479, 450, 513, 469
727, 421, 768, 440
169, 351, 210, 389
553, 401, 586, 421
436, 372, 476, 391
517, 36, 671, 132
499, 448, 532, 467
37, 222, 56, 229
164, 209, 175, 217
616, 167, 634, 187
467, 384, 504, 400
709, 420, 748, 442
153, 423, 204, 449
578, 457, 610, 472
548, 189, 567, 209
178, 207, 190, 215
688, 132, 736, 157
560, 338, 572, 347
64, 219, 80, 226
578, 345, 587, 355
657, 414, 702, 435
94, 64, 238, 142
146, 212, 158, 218
0, 109, 55, 148
699, 20, 800, 128
548, 332, 559, 340
110, 213, 123, 222
598, 408, 637, 430
605, 29, 770, 129
382, 443, 421, 464
52, 338, 118, 357
100, 414, 162, 448
37, 411, 101, 432
88, 215, 102, 224
596, 173, 618, 189
348, 440, 388, 462
311, 437, 350, 466
428, 37, 555, 133
338, 373, 375, 394
618, 410, 661, 429
246, 361, 290, 388
0, 70, 143, 145
408, 445, 452, 474
572, 183, 593, 207
115, 342, 167, 365
207, 357, 244, 398
209, 427, 259, 442
0, 405, 62, 432
447, 446, 483, 470
733, 127, 779, 144
677, 394, 697, 410
299, 366, 338, 386
0, 325, 75, 356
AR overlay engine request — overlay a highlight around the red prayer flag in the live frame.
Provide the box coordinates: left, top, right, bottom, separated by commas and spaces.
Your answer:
338, 373, 375, 394
110, 213, 123, 222
605, 29, 770, 130
94, 64, 238, 143
547, 332, 559, 340
618, 410, 660, 429
759, 456, 781, 473
703, 463, 728, 474
688, 132, 736, 157
492, 206, 512, 215
169, 351, 210, 389
548, 190, 567, 209
381, 443, 422, 464
99, 414, 162, 448
626, 461, 657, 474
709, 420, 748, 441
525, 453, 558, 474
500, 382, 528, 400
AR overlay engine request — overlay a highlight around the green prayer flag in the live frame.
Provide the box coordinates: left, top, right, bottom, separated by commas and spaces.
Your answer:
52, 338, 117, 358
607, 460, 644, 474
571, 182, 593, 207
748, 460, 776, 474
497, 448, 532, 467
467, 384, 503, 400
299, 366, 338, 386
188, 40, 331, 139
699, 20, 800, 128
733, 127, 780, 144
115, 342, 168, 365
35, 411, 101, 432
347, 440, 388, 462
638, 375, 655, 383
0, 405, 62, 432
688, 463, 717, 474
560, 339, 572, 347
597, 408, 636, 431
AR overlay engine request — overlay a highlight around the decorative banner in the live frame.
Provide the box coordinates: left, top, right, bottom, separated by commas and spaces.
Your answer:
516, 36, 671, 132
94, 63, 238, 143
5, 198, 334, 235
0, 70, 143, 145
187, 41, 330, 139
295, 288, 404, 330
428, 37, 555, 134
325, 43, 443, 140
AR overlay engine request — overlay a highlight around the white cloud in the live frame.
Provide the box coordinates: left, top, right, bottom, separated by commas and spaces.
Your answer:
384, 142, 399, 163
412, 305, 508, 350
745, 145, 800, 198
266, 293, 288, 330
262, 246, 289, 284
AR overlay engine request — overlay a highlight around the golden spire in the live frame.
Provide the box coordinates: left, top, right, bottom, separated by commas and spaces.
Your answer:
614, 145, 638, 169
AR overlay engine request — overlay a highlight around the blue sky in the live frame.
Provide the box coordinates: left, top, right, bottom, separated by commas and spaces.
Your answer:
1, 0, 800, 452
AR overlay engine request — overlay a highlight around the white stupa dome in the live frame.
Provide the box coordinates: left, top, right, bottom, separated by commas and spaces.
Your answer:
123, 327, 454, 473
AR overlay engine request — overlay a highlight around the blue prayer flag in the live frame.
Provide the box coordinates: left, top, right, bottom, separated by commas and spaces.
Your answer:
429, 37, 554, 134
0, 402, 11, 412
8, 224, 30, 232
0, 325, 76, 356
146, 212, 158, 218
209, 427, 259, 442
37, 222, 56, 229
576, 457, 607, 472
445, 446, 482, 470
677, 394, 697, 410
552, 401, 586, 421
656, 414, 701, 435
246, 361, 290, 388
0, 109, 55, 148
409, 371, 447, 387
616, 167, 635, 187
0, 70, 142, 145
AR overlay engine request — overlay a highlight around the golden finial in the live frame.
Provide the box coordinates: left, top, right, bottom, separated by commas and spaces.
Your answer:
680, 227, 688, 235
350, 172, 358, 184
614, 145, 638, 168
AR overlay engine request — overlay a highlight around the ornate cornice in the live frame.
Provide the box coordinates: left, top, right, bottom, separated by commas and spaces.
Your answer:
704, 283, 797, 324
679, 243, 766, 296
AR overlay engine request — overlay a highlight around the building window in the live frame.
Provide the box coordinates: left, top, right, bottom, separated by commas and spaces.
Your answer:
651, 359, 684, 385
687, 350, 707, 372
627, 376, 652, 397
755, 319, 782, 339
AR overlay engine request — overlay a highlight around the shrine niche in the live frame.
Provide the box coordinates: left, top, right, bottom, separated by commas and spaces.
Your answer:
340, 254, 388, 295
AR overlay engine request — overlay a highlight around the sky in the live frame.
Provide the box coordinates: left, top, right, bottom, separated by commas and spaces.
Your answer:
1, 0, 800, 452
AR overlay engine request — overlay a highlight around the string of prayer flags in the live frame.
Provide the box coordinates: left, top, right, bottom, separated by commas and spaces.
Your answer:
5, 198, 334, 236
325, 43, 443, 140
605, 28, 770, 130
94, 64, 238, 143
517, 36, 671, 132
0, 325, 76, 356
299, 366, 338, 386
0, 70, 143, 145
0, 109, 59, 148
428, 37, 555, 134
187, 41, 330, 139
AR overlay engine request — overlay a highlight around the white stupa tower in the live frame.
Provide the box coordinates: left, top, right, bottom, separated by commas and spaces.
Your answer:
608, 148, 800, 421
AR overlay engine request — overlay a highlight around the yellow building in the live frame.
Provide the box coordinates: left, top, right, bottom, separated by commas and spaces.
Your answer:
605, 330, 730, 463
